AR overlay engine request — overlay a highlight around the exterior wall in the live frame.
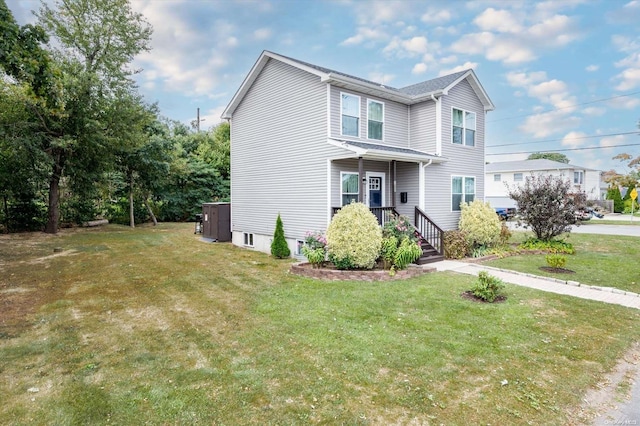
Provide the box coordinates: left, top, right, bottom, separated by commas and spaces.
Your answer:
231, 58, 344, 252
395, 161, 419, 218
408, 100, 437, 152
424, 79, 486, 230
329, 85, 409, 147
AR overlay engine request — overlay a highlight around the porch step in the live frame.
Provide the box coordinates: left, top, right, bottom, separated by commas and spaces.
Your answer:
416, 254, 445, 265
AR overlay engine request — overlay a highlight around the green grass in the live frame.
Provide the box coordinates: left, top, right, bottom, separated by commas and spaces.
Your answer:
1, 224, 639, 424
485, 232, 640, 293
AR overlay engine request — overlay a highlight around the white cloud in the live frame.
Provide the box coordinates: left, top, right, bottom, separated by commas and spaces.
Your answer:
341, 27, 388, 46
412, 63, 428, 75
474, 8, 523, 33
586, 64, 599, 72
383, 36, 431, 57
582, 106, 606, 116
600, 135, 626, 148
562, 131, 587, 148
439, 62, 478, 76
253, 28, 272, 41
520, 110, 581, 138
368, 72, 395, 85
608, 96, 640, 109
421, 8, 452, 24
348, 0, 413, 25
451, 32, 536, 64
506, 71, 547, 87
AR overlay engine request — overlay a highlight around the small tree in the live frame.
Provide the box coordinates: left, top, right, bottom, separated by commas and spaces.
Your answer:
271, 213, 290, 259
508, 175, 577, 241
606, 186, 624, 213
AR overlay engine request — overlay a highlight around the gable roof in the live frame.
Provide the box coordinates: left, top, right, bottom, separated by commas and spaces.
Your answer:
486, 159, 600, 173
222, 51, 494, 119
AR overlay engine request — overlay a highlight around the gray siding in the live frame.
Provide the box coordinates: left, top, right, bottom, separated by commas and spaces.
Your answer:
231, 59, 341, 239
329, 86, 409, 147
424, 79, 486, 230
408, 100, 436, 152
330, 159, 391, 208
395, 162, 419, 218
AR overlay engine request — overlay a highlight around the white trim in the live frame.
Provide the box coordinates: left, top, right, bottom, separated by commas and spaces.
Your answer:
451, 107, 476, 147
340, 92, 360, 138
407, 104, 411, 148
326, 159, 332, 226
365, 171, 385, 208
451, 175, 476, 212
243, 232, 254, 247
366, 98, 385, 141
327, 139, 446, 164
435, 96, 442, 155
326, 84, 331, 138
419, 162, 425, 211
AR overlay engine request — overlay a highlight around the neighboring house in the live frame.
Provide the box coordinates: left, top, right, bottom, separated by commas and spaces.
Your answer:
222, 50, 494, 256
485, 159, 604, 209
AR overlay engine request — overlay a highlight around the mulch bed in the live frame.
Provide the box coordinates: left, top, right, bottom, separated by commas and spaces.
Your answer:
460, 291, 507, 304
539, 266, 575, 274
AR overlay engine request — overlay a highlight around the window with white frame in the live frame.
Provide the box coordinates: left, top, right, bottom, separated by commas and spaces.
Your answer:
574, 171, 584, 184
367, 99, 384, 140
494, 174, 501, 182
243, 232, 254, 247
341, 172, 359, 206
452, 176, 475, 211
452, 108, 476, 146
341, 93, 360, 137
514, 173, 523, 182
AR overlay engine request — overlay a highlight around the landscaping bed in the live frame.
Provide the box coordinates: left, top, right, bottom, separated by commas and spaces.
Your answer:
290, 262, 435, 281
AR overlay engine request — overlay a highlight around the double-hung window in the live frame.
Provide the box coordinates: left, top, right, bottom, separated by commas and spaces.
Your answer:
452, 176, 475, 211
341, 93, 360, 137
493, 174, 501, 182
514, 173, 523, 182
367, 99, 384, 140
452, 108, 476, 146
574, 171, 584, 184
341, 172, 359, 206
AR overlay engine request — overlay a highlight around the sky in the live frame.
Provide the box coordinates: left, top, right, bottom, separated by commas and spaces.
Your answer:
6, 0, 640, 174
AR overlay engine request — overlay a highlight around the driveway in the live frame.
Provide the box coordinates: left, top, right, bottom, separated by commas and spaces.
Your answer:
506, 214, 640, 237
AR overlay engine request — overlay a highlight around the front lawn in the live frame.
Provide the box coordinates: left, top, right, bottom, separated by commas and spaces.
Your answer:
1, 223, 639, 424
485, 232, 640, 293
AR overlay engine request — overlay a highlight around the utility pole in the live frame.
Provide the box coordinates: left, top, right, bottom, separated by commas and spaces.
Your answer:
196, 107, 201, 133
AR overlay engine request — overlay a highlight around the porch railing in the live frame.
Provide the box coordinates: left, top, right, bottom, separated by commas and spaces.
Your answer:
331, 206, 398, 227
414, 206, 444, 255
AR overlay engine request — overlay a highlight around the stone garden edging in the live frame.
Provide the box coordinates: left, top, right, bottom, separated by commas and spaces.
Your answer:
290, 262, 436, 282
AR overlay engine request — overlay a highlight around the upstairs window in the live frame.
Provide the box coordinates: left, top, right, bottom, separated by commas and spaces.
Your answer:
574, 171, 584, 184
341, 93, 360, 137
452, 176, 475, 211
367, 99, 384, 140
452, 108, 476, 146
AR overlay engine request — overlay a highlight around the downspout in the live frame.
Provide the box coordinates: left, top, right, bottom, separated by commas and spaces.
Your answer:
418, 159, 433, 212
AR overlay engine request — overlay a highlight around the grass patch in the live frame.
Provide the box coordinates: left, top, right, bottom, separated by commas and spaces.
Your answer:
486, 232, 640, 293
0, 224, 639, 424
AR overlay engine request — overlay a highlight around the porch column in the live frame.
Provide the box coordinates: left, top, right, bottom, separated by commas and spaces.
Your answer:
391, 160, 397, 207
419, 161, 425, 211
358, 157, 364, 203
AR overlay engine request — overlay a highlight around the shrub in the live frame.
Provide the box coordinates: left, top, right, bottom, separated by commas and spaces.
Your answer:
607, 186, 624, 213
498, 221, 512, 246
519, 237, 575, 254
393, 237, 422, 270
383, 215, 418, 243
271, 213, 291, 259
326, 202, 382, 269
380, 236, 399, 268
459, 200, 501, 248
302, 230, 326, 267
471, 271, 505, 303
545, 253, 567, 269
508, 175, 578, 241
443, 229, 470, 259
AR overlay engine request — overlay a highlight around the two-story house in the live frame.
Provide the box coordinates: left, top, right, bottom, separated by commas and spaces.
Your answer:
485, 159, 604, 209
222, 51, 494, 257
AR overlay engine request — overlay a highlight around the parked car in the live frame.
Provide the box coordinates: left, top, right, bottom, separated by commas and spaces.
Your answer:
574, 209, 591, 222
495, 207, 516, 221
586, 207, 604, 218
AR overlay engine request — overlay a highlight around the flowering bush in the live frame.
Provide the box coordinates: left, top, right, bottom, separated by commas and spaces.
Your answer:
383, 215, 419, 243
302, 230, 327, 268
326, 203, 382, 269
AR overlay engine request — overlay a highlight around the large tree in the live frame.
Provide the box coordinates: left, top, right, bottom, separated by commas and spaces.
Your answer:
32, 0, 152, 233
527, 152, 570, 163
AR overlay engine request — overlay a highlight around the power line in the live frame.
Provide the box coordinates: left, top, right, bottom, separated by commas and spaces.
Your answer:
487, 131, 640, 148
486, 90, 640, 123
486, 143, 640, 156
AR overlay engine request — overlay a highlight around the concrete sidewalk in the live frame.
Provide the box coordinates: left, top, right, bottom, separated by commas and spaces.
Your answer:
430, 260, 640, 310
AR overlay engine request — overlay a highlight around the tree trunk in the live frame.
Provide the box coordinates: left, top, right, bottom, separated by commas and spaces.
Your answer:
2, 195, 9, 233
44, 153, 64, 234
129, 173, 135, 228
143, 197, 157, 226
